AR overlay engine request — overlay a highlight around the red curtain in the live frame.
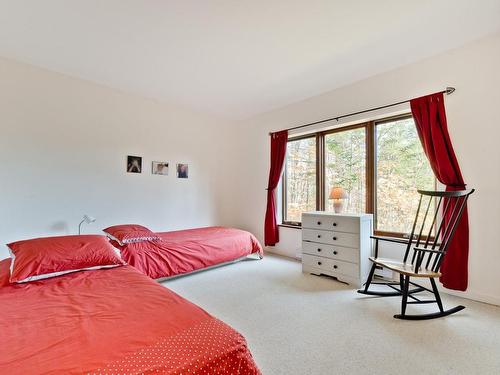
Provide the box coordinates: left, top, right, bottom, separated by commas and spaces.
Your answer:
264, 130, 288, 246
410, 92, 468, 291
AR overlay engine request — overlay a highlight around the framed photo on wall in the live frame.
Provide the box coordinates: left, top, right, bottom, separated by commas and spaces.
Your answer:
127, 155, 142, 173
152, 161, 169, 175
176, 163, 188, 178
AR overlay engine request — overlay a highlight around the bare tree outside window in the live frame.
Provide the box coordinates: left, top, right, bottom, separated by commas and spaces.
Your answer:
284, 137, 316, 223
325, 128, 366, 214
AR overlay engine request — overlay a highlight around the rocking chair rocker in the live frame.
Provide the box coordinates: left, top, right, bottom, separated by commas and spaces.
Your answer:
358, 189, 474, 320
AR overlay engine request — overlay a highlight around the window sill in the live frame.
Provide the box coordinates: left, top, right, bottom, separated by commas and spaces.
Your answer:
279, 223, 302, 230
277, 226, 422, 238
374, 230, 406, 239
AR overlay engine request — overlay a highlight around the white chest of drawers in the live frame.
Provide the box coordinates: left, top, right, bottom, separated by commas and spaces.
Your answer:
301, 212, 373, 288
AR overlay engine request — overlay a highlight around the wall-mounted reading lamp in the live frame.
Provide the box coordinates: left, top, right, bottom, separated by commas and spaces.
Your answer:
78, 215, 96, 235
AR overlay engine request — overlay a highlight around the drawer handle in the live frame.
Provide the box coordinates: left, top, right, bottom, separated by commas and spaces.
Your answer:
317, 221, 321, 225
317, 235, 321, 238
333, 237, 337, 241
317, 248, 322, 252
333, 251, 338, 255
333, 223, 337, 227
333, 265, 338, 269
317, 261, 322, 266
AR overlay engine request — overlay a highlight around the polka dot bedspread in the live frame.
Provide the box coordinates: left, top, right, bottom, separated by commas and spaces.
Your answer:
0, 261, 261, 374
93, 318, 260, 374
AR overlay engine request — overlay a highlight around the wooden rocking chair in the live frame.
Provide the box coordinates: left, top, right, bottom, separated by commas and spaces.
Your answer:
358, 189, 474, 320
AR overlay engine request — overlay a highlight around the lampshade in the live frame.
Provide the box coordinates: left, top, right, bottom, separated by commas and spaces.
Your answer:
329, 187, 347, 200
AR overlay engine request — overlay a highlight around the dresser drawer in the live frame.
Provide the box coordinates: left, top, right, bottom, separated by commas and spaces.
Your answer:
302, 228, 359, 248
302, 254, 359, 278
302, 241, 359, 264
302, 214, 359, 233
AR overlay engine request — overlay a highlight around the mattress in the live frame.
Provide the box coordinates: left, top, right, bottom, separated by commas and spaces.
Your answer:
0, 258, 261, 374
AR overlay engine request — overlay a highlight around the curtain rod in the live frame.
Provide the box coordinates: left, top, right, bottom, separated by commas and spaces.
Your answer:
269, 87, 455, 135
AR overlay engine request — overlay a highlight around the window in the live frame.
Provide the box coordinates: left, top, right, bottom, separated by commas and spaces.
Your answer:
375, 117, 435, 235
281, 114, 436, 236
325, 127, 366, 214
283, 136, 317, 224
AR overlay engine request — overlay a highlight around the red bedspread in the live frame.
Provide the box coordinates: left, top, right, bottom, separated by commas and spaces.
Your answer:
0, 259, 261, 375
114, 227, 263, 279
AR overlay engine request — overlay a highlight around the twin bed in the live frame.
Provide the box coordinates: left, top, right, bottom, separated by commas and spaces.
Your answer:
112, 226, 263, 280
0, 225, 263, 374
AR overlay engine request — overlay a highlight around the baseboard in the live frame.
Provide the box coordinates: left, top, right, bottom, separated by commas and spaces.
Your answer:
442, 288, 500, 307
264, 247, 301, 260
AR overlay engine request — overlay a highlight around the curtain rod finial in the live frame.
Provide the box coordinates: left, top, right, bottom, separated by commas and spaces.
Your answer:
446, 87, 456, 95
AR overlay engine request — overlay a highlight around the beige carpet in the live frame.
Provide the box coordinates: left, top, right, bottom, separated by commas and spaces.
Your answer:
163, 254, 500, 375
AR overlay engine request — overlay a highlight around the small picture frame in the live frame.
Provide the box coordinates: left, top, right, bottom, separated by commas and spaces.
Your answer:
127, 156, 142, 173
152, 161, 169, 175
176, 163, 189, 179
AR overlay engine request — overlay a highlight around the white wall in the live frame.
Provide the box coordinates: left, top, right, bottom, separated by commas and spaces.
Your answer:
0, 57, 233, 259
221, 32, 500, 305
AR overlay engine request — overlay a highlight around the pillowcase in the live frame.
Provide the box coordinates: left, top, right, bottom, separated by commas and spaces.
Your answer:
7, 235, 125, 283
102, 224, 160, 245
0, 258, 11, 287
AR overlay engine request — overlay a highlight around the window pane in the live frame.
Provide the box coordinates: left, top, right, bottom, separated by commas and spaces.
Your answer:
284, 138, 316, 222
325, 128, 366, 213
376, 117, 435, 234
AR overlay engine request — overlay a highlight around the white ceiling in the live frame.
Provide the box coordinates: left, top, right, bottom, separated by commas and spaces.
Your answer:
0, 1, 499, 120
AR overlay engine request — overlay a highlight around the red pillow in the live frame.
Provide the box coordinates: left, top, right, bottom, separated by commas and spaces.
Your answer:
103, 224, 160, 245
0, 258, 10, 287
7, 235, 125, 283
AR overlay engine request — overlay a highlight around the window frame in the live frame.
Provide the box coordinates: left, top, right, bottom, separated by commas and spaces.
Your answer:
280, 113, 435, 238
321, 122, 373, 218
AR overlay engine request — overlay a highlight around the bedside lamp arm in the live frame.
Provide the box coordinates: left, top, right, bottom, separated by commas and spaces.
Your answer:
78, 219, 85, 235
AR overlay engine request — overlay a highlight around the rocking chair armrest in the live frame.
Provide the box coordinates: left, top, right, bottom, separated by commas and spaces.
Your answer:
370, 235, 409, 258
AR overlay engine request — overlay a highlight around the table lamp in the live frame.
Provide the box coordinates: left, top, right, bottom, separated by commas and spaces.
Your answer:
329, 187, 347, 213
78, 214, 96, 235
